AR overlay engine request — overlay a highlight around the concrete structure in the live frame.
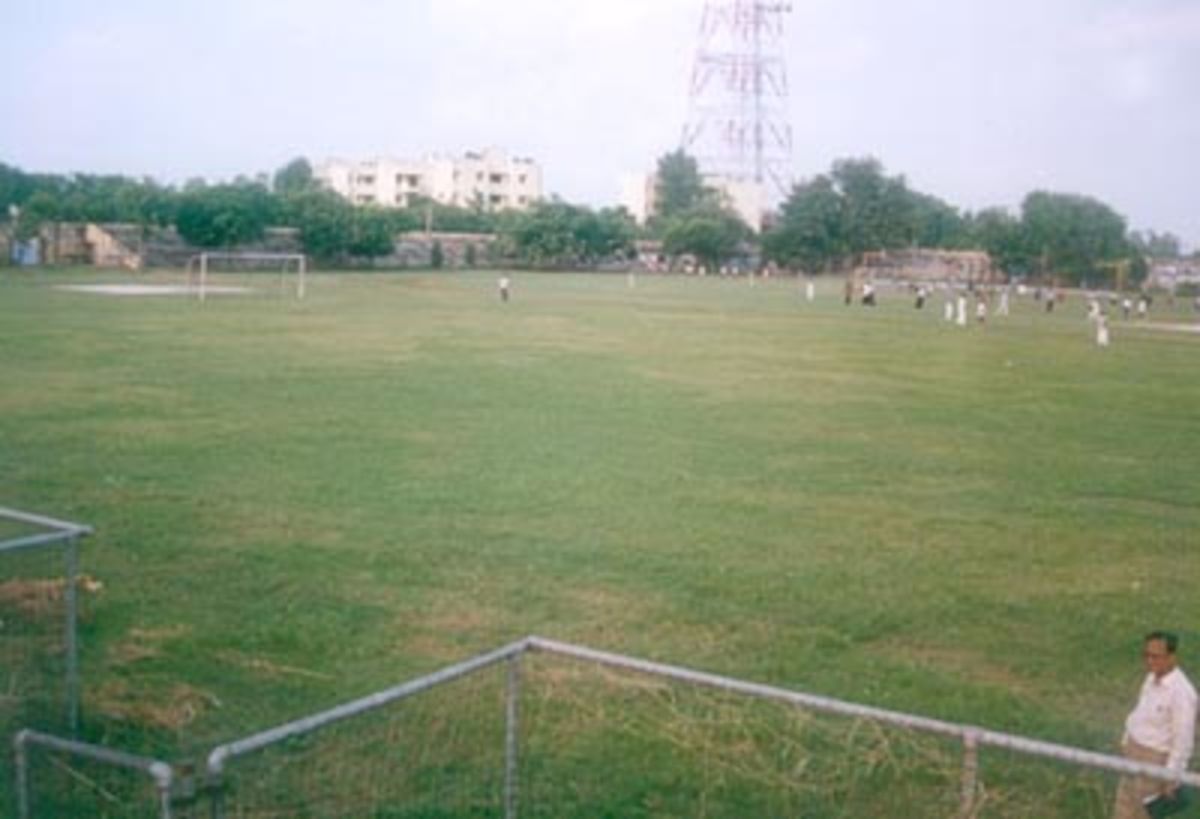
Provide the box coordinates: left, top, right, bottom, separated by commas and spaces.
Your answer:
1147, 259, 1200, 290
620, 170, 766, 233
856, 249, 998, 284
314, 148, 542, 211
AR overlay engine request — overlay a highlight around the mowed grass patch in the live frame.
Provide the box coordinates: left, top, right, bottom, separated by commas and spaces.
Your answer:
1, 268, 1198, 784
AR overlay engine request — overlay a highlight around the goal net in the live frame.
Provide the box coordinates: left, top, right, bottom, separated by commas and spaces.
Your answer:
184, 252, 308, 301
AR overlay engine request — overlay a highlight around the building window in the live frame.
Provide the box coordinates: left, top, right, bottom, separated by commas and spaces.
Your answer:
489, 173, 505, 185
517, 174, 526, 184
356, 175, 376, 185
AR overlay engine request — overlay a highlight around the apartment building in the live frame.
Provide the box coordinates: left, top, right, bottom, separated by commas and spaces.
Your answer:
314, 148, 542, 211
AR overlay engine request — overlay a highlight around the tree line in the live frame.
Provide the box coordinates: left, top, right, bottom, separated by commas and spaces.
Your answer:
1, 154, 1189, 285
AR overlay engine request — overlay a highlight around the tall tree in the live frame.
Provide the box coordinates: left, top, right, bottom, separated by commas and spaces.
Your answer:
654, 149, 710, 223
762, 175, 844, 272
1021, 191, 1129, 284
273, 158, 315, 195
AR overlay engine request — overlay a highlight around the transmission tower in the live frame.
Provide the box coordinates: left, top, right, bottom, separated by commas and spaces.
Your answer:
681, 1, 794, 199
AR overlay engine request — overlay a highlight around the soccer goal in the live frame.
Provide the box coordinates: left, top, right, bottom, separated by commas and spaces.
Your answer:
184, 252, 307, 302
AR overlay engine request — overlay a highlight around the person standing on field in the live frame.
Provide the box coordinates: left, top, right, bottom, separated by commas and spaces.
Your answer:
498, 274, 511, 303
1112, 631, 1198, 819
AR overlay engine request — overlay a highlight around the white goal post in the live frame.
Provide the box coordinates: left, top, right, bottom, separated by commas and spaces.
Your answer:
184, 252, 308, 302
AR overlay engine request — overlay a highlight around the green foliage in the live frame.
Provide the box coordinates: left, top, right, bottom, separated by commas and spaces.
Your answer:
503, 200, 635, 268
967, 207, 1031, 277
654, 149, 711, 224
1021, 191, 1130, 284
1129, 229, 1181, 259
662, 202, 751, 271
174, 182, 275, 248
762, 175, 845, 272
272, 157, 315, 195
430, 239, 445, 269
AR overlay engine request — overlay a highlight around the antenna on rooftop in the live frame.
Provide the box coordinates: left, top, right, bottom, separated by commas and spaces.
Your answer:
681, 1, 794, 199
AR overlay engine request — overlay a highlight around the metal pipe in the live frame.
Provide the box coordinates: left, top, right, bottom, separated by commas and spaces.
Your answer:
504, 654, 521, 819
15, 730, 31, 819
958, 729, 979, 819
0, 506, 93, 534
206, 639, 530, 778
65, 536, 80, 735
0, 530, 81, 556
526, 636, 1200, 787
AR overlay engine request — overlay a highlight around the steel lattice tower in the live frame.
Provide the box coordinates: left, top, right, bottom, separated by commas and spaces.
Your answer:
681, 1, 794, 198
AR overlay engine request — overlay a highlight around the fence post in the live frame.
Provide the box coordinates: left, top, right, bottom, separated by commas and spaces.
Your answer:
150, 761, 174, 819
959, 728, 980, 819
65, 535, 80, 736
207, 748, 229, 819
505, 651, 522, 819
14, 730, 30, 819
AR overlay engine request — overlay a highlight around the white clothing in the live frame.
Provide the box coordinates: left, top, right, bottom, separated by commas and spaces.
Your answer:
1123, 668, 1198, 774
1096, 317, 1110, 347
805, 281, 815, 302
944, 300, 954, 322
956, 296, 968, 326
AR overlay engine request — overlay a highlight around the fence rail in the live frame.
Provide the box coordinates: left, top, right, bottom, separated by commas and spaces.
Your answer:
15, 635, 1200, 817
14, 729, 174, 819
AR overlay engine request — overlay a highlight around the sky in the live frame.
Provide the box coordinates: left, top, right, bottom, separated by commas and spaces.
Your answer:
3, 0, 1198, 248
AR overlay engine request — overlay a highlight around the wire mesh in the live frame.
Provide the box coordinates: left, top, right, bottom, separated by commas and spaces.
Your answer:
213, 660, 510, 817
518, 652, 965, 817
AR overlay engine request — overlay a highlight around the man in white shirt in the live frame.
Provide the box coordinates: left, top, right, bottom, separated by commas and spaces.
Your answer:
1113, 631, 1198, 819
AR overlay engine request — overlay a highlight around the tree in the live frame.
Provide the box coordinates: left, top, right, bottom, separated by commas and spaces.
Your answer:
963, 207, 1029, 277
502, 201, 635, 268
829, 157, 915, 256
654, 149, 710, 224
273, 158, 315, 195
1129, 229, 1181, 259
1020, 191, 1129, 284
347, 207, 396, 260
762, 175, 844, 272
176, 183, 275, 248
662, 202, 750, 272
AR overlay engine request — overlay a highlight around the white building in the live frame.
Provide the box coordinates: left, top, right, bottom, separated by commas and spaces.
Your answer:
315, 148, 542, 211
619, 170, 766, 232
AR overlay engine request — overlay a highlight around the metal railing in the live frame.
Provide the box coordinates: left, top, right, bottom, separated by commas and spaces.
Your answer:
14, 729, 174, 818
15, 635, 1200, 817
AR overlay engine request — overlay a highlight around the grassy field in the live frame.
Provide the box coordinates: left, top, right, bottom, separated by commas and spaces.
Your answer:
2, 267, 1199, 813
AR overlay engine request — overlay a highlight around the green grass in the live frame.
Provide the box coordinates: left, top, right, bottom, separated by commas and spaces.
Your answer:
2, 268, 1199, 813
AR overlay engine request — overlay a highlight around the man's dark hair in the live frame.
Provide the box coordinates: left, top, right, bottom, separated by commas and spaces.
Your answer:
1146, 631, 1179, 653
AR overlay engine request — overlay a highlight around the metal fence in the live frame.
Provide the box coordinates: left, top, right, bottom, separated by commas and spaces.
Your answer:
0, 507, 91, 737
15, 635, 1200, 817
14, 729, 177, 819
0, 506, 92, 734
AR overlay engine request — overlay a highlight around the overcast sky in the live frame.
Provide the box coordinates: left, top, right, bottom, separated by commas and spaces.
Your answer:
3, 0, 1198, 248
